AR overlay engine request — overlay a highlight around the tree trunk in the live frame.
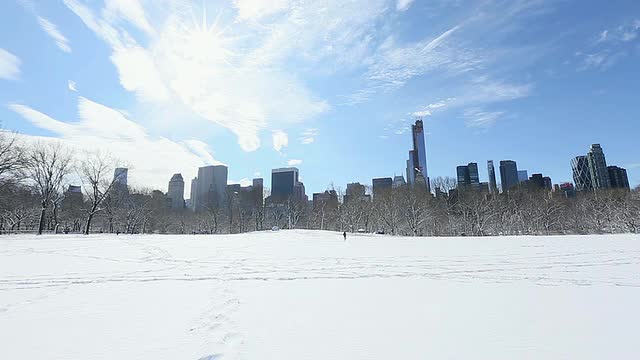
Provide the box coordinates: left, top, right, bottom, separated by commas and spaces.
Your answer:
37, 202, 47, 235
84, 213, 94, 235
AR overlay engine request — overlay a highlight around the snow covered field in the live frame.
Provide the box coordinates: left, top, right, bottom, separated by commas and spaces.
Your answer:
1, 230, 639, 359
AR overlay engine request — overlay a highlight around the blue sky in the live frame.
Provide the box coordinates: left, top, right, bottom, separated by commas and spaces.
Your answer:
0, 0, 638, 195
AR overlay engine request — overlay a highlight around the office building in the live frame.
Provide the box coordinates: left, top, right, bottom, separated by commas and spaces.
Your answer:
571, 156, 592, 191
372, 177, 393, 199
587, 144, 611, 189
393, 175, 406, 188
406, 119, 430, 191
344, 183, 370, 203
499, 160, 519, 192
167, 173, 185, 209
608, 166, 630, 190
518, 170, 528, 183
194, 165, 228, 211
487, 160, 498, 194
456, 163, 480, 190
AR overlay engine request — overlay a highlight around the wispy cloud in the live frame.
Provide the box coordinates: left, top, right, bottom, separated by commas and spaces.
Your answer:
396, 0, 415, 12
287, 159, 303, 166
464, 108, 506, 128
37, 17, 71, 53
272, 130, 289, 152
299, 128, 318, 144
578, 19, 639, 71
0, 49, 20, 80
68, 80, 77, 92
8, 97, 219, 191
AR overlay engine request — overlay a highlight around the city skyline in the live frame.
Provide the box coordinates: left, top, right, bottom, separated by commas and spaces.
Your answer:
0, 1, 638, 194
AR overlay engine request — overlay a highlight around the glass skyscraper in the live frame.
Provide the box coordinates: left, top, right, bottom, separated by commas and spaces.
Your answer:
571, 156, 592, 191
587, 144, 611, 189
406, 119, 429, 191
499, 160, 519, 192
487, 160, 498, 194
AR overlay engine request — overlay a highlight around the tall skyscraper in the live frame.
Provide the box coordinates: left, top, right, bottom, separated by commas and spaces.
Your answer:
194, 165, 228, 211
499, 160, 519, 192
271, 167, 304, 202
344, 182, 369, 203
587, 144, 611, 189
457, 163, 480, 190
372, 177, 393, 199
189, 177, 198, 210
608, 166, 630, 190
406, 119, 429, 191
113, 167, 128, 186
571, 156, 592, 191
167, 173, 185, 209
487, 160, 498, 194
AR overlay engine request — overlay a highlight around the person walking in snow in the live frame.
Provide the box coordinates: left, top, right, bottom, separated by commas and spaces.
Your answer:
343, 231, 347, 241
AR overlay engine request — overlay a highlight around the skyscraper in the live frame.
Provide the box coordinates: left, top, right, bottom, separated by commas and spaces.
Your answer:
518, 170, 529, 183
167, 173, 185, 209
393, 175, 406, 188
372, 177, 393, 199
406, 119, 429, 191
189, 177, 198, 210
587, 144, 611, 189
608, 166, 630, 190
571, 156, 592, 191
457, 163, 480, 190
271, 167, 303, 202
194, 165, 228, 211
499, 160, 519, 192
487, 160, 498, 194
113, 167, 128, 186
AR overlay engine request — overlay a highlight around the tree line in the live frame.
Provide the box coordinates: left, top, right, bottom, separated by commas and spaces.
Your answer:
1, 130, 639, 236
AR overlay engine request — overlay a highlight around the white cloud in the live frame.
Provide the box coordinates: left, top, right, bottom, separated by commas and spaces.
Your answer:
299, 128, 318, 144
103, 0, 154, 35
396, 0, 415, 12
464, 108, 505, 128
8, 98, 219, 192
233, 0, 290, 21
64, 0, 329, 152
287, 159, 303, 166
68, 80, 77, 92
229, 178, 253, 187
272, 130, 289, 152
37, 17, 71, 53
412, 110, 432, 117
0, 49, 21, 81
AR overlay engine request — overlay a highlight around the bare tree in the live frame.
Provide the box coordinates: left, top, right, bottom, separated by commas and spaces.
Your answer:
25, 143, 72, 235
78, 152, 121, 234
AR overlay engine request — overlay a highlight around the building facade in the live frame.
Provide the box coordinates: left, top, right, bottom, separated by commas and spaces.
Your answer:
406, 119, 430, 191
608, 166, 630, 190
167, 173, 185, 209
487, 160, 498, 194
571, 156, 592, 191
499, 160, 519, 192
372, 177, 393, 199
194, 165, 228, 211
587, 144, 611, 189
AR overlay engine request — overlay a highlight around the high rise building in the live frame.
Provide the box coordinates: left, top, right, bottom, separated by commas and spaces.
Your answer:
587, 144, 611, 189
113, 167, 128, 186
608, 166, 630, 190
194, 165, 228, 211
189, 177, 198, 210
393, 175, 406, 188
406, 119, 429, 191
271, 167, 299, 202
571, 156, 592, 191
344, 182, 369, 203
518, 170, 528, 183
499, 160, 519, 192
559, 182, 577, 198
457, 163, 480, 190
487, 160, 498, 194
167, 174, 185, 209
528, 173, 552, 191
372, 177, 393, 199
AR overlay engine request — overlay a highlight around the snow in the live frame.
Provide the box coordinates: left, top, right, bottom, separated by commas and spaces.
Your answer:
1, 230, 639, 359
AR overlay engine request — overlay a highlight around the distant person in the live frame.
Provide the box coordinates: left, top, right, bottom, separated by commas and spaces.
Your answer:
343, 231, 347, 241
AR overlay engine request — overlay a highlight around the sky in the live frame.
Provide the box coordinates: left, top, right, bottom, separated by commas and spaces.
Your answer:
0, 0, 638, 196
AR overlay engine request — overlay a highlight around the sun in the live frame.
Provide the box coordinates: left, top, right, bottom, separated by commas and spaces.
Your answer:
179, 4, 236, 67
